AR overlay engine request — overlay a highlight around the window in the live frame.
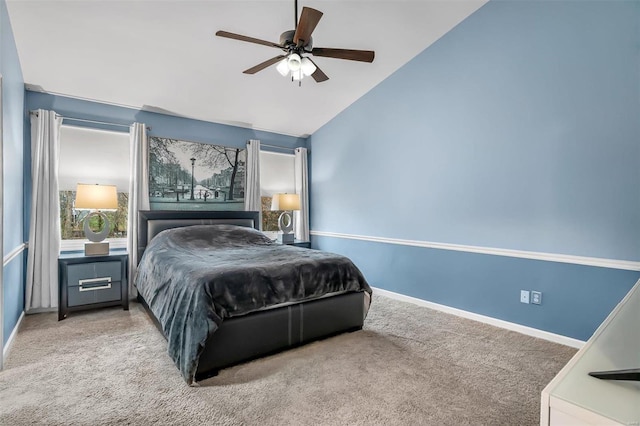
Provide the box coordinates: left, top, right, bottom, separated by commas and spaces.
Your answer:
58, 126, 130, 250
259, 150, 295, 231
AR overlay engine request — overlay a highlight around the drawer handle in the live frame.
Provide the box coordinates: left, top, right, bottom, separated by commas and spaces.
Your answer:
78, 277, 112, 292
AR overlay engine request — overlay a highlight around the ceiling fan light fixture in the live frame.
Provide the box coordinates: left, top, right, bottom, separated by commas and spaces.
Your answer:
276, 58, 289, 76
216, 5, 375, 84
300, 57, 316, 76
287, 53, 302, 71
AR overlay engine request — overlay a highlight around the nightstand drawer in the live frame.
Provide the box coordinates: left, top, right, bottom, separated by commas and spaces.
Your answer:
67, 261, 122, 286
68, 280, 122, 307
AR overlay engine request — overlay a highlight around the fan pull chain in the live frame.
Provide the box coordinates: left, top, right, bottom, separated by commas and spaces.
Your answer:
290, 75, 302, 87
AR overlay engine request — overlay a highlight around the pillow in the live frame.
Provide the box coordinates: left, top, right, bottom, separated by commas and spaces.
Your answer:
155, 224, 273, 249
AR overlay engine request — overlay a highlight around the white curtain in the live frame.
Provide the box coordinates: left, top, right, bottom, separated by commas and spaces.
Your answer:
244, 139, 261, 220
294, 147, 310, 241
127, 123, 150, 298
26, 110, 62, 311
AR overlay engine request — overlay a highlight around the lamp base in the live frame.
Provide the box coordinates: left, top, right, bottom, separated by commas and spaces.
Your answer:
85, 242, 109, 256
277, 233, 295, 244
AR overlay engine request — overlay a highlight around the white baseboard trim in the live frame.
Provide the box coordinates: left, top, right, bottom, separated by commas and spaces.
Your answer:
24, 307, 57, 314
372, 287, 585, 349
3, 311, 25, 361
310, 231, 640, 271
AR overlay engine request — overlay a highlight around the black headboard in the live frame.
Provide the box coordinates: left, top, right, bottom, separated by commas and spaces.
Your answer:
137, 210, 260, 263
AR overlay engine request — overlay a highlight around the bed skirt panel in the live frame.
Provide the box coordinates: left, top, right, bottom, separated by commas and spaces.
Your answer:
195, 291, 365, 380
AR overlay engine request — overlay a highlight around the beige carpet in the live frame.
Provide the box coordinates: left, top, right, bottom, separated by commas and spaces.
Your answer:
0, 295, 575, 425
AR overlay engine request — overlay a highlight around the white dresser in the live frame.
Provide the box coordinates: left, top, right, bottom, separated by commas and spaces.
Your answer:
540, 279, 640, 425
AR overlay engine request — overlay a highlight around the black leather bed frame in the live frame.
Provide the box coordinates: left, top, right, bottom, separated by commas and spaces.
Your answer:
136, 210, 366, 382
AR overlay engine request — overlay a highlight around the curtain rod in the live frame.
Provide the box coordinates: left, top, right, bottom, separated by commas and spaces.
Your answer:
260, 143, 297, 152
29, 110, 151, 131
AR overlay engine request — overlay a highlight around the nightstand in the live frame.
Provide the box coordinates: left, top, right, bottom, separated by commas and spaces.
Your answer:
58, 251, 128, 320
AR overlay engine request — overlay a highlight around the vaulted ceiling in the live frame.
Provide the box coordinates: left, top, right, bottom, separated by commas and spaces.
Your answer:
7, 0, 486, 137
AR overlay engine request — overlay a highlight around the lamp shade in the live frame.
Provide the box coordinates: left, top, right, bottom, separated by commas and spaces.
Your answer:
271, 193, 300, 211
75, 184, 118, 210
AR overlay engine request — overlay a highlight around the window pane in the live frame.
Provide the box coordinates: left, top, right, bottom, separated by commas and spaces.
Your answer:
59, 191, 128, 239
260, 151, 295, 232
262, 196, 284, 231
59, 126, 130, 192
259, 151, 295, 196
58, 125, 130, 241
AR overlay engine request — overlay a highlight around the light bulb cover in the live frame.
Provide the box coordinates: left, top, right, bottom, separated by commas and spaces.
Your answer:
276, 58, 289, 76
300, 57, 317, 76
287, 53, 302, 71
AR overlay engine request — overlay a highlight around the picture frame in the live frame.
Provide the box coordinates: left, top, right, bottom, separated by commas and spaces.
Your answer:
148, 137, 246, 211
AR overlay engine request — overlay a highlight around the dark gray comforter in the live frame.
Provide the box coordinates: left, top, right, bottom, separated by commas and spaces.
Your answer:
134, 224, 371, 384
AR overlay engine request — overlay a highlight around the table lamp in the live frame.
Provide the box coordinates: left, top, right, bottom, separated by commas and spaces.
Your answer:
271, 193, 300, 244
75, 183, 118, 256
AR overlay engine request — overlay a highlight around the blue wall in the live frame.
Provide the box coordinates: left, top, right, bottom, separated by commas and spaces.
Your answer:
315, 236, 638, 341
310, 0, 640, 340
25, 91, 308, 151
1, 0, 25, 346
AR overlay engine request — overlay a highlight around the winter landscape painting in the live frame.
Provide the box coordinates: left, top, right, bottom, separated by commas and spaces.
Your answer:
148, 137, 246, 211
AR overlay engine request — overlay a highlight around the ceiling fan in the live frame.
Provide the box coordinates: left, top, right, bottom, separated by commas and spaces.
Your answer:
215, 0, 375, 84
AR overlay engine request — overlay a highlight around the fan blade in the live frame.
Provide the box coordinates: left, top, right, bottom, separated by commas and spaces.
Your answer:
293, 7, 323, 47
243, 55, 286, 74
308, 59, 329, 82
216, 30, 282, 49
311, 47, 375, 63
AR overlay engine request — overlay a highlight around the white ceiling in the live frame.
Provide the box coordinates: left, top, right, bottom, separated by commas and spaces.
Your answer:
7, 0, 487, 137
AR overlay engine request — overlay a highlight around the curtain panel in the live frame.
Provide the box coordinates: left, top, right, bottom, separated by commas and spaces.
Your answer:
244, 139, 261, 224
294, 147, 310, 241
26, 110, 63, 311
127, 122, 150, 297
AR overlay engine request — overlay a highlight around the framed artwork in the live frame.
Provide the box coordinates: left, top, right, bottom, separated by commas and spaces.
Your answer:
148, 137, 246, 211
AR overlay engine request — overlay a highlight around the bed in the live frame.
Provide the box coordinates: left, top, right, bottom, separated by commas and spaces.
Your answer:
135, 210, 372, 384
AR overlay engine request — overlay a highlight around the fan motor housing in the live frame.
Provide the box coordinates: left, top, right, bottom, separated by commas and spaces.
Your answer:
279, 30, 312, 50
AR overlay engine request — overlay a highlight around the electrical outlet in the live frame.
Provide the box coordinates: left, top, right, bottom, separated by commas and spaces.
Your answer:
520, 290, 530, 304
531, 291, 542, 305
